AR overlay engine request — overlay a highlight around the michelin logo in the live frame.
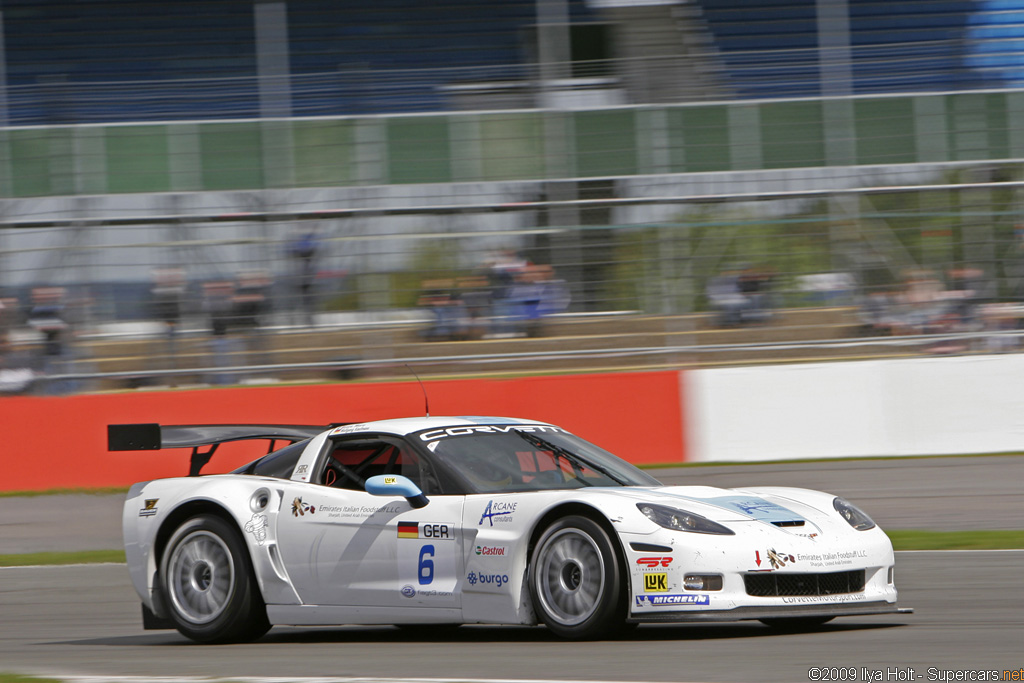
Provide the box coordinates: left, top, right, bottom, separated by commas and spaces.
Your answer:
635, 594, 710, 606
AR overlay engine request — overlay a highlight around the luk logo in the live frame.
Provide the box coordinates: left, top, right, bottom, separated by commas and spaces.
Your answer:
643, 573, 668, 592
636, 556, 672, 569
479, 500, 516, 526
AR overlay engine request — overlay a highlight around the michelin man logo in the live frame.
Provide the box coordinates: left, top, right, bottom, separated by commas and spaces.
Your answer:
244, 513, 268, 546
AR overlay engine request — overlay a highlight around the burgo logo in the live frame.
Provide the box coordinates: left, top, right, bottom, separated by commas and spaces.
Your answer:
467, 571, 509, 587
636, 556, 672, 568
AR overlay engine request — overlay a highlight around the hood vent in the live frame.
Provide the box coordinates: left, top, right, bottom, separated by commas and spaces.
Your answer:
772, 520, 805, 527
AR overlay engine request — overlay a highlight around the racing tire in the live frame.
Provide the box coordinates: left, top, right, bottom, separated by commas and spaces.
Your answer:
529, 515, 625, 640
159, 514, 270, 643
759, 616, 835, 630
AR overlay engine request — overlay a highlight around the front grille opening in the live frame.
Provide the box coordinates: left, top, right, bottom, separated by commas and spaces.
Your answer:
744, 569, 866, 597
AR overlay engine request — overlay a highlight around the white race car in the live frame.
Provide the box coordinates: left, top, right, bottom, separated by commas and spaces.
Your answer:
112, 416, 908, 643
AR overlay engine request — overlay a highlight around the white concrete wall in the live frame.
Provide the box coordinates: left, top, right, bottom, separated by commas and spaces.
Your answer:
685, 354, 1024, 462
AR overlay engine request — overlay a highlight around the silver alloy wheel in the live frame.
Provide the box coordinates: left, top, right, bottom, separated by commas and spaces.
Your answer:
166, 530, 236, 625
534, 527, 605, 626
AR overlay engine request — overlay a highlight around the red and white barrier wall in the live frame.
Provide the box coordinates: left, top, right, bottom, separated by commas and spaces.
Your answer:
3, 355, 1021, 492
0, 371, 686, 492
686, 354, 1024, 462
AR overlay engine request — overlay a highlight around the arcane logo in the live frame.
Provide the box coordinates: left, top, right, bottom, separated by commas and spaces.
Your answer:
479, 500, 516, 526
636, 556, 672, 568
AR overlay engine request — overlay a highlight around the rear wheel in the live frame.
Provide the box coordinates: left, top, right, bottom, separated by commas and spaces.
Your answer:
529, 515, 624, 639
160, 514, 270, 643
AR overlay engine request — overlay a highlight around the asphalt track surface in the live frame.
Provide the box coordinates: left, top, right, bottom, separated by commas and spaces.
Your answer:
2, 455, 1023, 682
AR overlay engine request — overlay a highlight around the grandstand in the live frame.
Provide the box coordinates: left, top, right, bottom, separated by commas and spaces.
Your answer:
4, 0, 1024, 123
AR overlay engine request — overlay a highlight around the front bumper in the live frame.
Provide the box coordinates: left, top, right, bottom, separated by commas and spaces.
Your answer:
629, 600, 908, 623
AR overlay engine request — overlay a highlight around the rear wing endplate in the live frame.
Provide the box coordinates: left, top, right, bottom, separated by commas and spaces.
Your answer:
108, 423, 327, 476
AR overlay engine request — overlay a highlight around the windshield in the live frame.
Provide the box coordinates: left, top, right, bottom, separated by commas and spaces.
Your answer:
415, 425, 662, 494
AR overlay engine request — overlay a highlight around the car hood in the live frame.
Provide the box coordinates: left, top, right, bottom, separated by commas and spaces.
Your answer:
589, 485, 850, 537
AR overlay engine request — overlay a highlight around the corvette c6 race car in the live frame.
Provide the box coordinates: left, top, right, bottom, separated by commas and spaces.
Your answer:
112, 416, 908, 643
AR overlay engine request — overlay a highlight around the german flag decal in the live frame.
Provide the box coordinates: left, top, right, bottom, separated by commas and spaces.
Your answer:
397, 521, 418, 538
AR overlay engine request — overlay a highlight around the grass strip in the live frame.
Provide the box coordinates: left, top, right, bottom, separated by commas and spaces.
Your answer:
0, 675, 62, 683
888, 529, 1024, 551
0, 487, 128, 498
0, 532, 1022, 567
0, 549, 126, 567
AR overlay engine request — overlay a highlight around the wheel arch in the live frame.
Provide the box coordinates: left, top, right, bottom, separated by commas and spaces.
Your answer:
526, 502, 631, 600
151, 499, 257, 618
154, 499, 242, 569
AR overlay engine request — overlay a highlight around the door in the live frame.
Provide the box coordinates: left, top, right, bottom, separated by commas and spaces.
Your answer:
275, 434, 464, 609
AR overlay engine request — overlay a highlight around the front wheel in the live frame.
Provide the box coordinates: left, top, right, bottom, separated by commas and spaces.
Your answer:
159, 514, 270, 643
529, 515, 624, 639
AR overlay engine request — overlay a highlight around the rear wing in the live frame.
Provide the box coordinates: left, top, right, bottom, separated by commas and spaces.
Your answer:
108, 423, 327, 476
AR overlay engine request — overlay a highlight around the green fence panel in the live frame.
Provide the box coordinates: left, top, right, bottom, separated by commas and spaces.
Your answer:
387, 117, 451, 184
673, 106, 730, 173
105, 126, 170, 194
479, 112, 544, 181
199, 122, 264, 190
293, 119, 356, 187
855, 98, 917, 165
9, 128, 69, 197
946, 92, 1008, 161
574, 110, 637, 177
761, 101, 826, 169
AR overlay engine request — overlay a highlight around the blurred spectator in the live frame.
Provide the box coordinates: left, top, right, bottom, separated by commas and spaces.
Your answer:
457, 275, 491, 340
27, 287, 70, 394
514, 264, 570, 337
0, 297, 35, 395
798, 272, 855, 305
203, 281, 237, 384
485, 249, 529, 337
289, 229, 320, 326
706, 269, 747, 326
418, 279, 467, 341
151, 267, 186, 372
738, 264, 775, 324
233, 270, 272, 373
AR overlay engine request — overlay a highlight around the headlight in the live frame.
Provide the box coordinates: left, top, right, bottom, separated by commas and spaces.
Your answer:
833, 497, 876, 531
637, 503, 735, 535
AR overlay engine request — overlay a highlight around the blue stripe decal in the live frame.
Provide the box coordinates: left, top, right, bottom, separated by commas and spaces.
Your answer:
704, 496, 804, 523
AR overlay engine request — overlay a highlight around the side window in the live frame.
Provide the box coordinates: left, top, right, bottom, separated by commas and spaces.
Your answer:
320, 437, 433, 493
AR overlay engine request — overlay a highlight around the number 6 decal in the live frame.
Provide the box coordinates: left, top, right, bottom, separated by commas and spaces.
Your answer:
418, 544, 435, 585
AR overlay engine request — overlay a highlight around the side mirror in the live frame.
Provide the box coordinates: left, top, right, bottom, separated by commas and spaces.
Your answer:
365, 474, 429, 509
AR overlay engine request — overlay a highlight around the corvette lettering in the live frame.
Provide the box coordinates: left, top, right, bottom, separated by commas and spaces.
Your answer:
420, 425, 566, 442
